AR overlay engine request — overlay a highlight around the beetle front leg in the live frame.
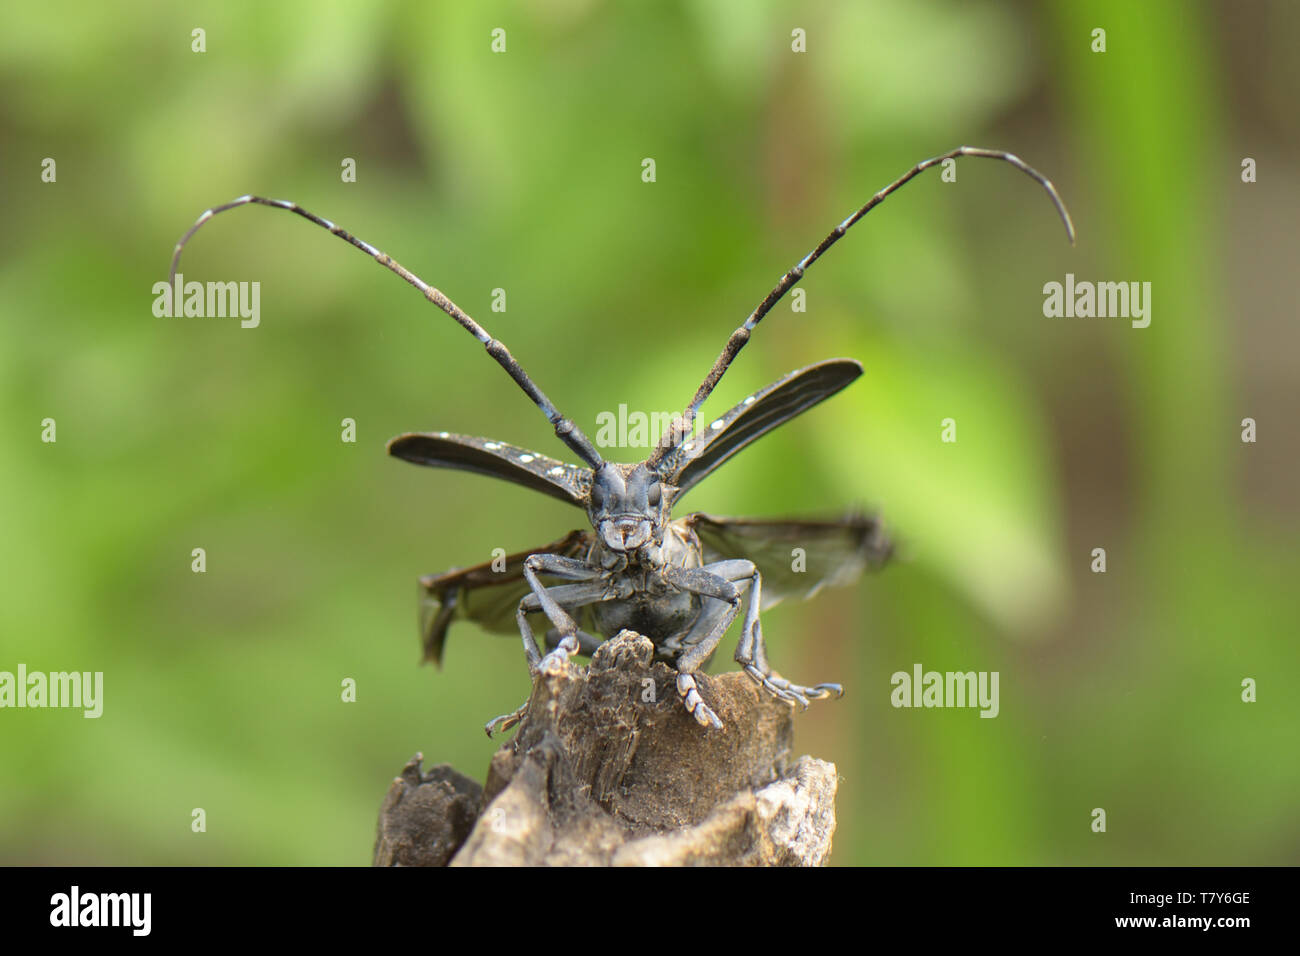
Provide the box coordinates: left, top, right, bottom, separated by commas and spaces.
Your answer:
503, 553, 602, 671
543, 628, 604, 657
517, 554, 610, 673
662, 561, 758, 730
485, 555, 610, 738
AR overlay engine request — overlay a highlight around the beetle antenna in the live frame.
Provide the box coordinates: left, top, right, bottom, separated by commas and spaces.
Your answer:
170, 196, 604, 468
650, 146, 1074, 465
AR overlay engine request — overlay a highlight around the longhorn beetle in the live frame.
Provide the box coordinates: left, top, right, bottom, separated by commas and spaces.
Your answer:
171, 146, 1074, 735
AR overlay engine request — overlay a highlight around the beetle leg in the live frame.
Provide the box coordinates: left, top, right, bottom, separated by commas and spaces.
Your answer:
486, 555, 612, 738
674, 672, 721, 731
513, 554, 606, 671
484, 704, 528, 738
543, 628, 603, 657
661, 560, 760, 730
733, 568, 843, 708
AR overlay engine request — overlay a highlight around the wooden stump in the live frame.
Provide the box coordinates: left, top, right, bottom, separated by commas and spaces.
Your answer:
374, 631, 837, 866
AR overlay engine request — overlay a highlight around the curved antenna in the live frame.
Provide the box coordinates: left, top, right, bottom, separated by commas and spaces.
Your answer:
170, 196, 604, 469
650, 146, 1074, 465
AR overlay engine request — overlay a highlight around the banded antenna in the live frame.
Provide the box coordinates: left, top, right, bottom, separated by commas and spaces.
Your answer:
649, 146, 1076, 467
169, 196, 605, 469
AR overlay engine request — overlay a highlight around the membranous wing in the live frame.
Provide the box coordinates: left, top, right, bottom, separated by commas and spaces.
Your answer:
417, 530, 595, 666
687, 512, 891, 609
659, 359, 862, 498
388, 432, 592, 508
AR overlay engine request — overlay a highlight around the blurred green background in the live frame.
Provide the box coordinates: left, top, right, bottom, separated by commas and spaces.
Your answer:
2, 0, 1296, 865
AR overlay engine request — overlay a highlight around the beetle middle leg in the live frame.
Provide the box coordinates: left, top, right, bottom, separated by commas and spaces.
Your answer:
731, 568, 844, 709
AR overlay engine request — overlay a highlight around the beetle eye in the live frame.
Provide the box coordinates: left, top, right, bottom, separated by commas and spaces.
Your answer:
647, 483, 661, 507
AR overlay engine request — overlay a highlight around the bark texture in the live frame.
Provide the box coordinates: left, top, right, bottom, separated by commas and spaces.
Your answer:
373, 630, 837, 867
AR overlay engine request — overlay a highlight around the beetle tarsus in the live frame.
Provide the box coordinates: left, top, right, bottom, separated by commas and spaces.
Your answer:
742, 664, 841, 710
484, 703, 527, 738
676, 672, 724, 730
536, 634, 581, 676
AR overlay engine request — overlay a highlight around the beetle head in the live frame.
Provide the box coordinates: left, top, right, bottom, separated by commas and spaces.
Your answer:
588, 463, 669, 552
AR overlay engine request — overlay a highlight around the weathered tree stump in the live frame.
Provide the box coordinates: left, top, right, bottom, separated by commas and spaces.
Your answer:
373, 630, 838, 866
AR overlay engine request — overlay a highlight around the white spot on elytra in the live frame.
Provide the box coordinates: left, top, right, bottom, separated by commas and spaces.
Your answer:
484, 442, 501, 450
743, 396, 756, 405
437, 431, 449, 438
711, 419, 724, 430
519, 454, 534, 463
